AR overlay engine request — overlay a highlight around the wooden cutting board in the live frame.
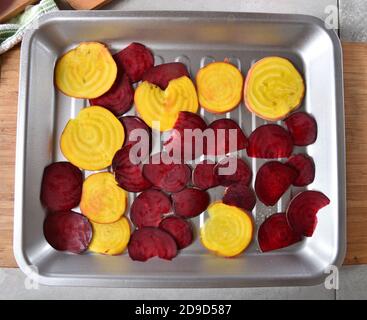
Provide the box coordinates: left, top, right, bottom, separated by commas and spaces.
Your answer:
65, 0, 112, 10
0, 0, 38, 23
0, 43, 366, 267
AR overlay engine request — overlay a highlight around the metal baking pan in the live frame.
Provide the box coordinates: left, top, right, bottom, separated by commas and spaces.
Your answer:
14, 11, 345, 287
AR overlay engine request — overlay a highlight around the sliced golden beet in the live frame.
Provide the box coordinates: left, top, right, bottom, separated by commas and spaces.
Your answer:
55, 42, 117, 99
80, 172, 127, 224
196, 62, 243, 113
201, 202, 253, 257
89, 217, 130, 255
60, 106, 124, 171
244, 57, 304, 121
134, 76, 198, 131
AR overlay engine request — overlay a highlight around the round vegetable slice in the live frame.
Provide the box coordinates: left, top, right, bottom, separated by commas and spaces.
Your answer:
284, 112, 317, 146
43, 210, 92, 254
114, 42, 154, 83
159, 216, 193, 249
196, 62, 243, 113
244, 56, 304, 121
201, 202, 253, 257
120, 116, 151, 149
258, 213, 302, 252
55, 42, 117, 99
89, 217, 130, 255
286, 154, 315, 187
164, 111, 207, 161
60, 106, 125, 171
80, 172, 128, 224
142, 62, 190, 90
40, 162, 83, 212
214, 157, 252, 187
255, 161, 298, 206
135, 76, 199, 131
205, 118, 248, 156
172, 187, 210, 218
247, 124, 293, 159
286, 191, 330, 237
130, 189, 172, 229
223, 182, 257, 212
128, 227, 178, 261
89, 73, 134, 116
143, 153, 191, 193
192, 160, 219, 190
112, 145, 152, 192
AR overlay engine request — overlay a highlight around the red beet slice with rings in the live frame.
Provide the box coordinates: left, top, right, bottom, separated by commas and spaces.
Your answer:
142, 62, 190, 90
159, 216, 193, 249
223, 182, 257, 212
247, 124, 293, 159
112, 145, 152, 192
255, 161, 298, 206
130, 189, 171, 229
120, 116, 152, 150
205, 119, 248, 156
114, 42, 154, 83
128, 227, 178, 261
40, 162, 83, 212
89, 73, 134, 116
286, 154, 315, 187
143, 153, 191, 193
286, 190, 330, 237
192, 160, 219, 190
258, 213, 302, 252
214, 157, 252, 187
284, 112, 317, 146
43, 210, 92, 254
172, 187, 210, 218
164, 111, 207, 161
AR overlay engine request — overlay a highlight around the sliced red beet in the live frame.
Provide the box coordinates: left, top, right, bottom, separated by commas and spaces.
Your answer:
286, 154, 315, 187
286, 191, 330, 237
247, 124, 293, 159
89, 73, 133, 116
258, 213, 302, 252
255, 161, 298, 206
142, 153, 191, 193
40, 162, 83, 212
192, 160, 219, 190
172, 187, 210, 218
223, 182, 257, 212
142, 62, 190, 89
159, 216, 193, 249
112, 145, 152, 192
284, 112, 317, 146
128, 227, 177, 261
214, 157, 252, 187
43, 210, 92, 254
120, 116, 152, 150
164, 111, 207, 161
205, 119, 248, 156
114, 43, 154, 83
130, 189, 171, 229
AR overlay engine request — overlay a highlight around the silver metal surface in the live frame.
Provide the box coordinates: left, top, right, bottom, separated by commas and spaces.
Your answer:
14, 11, 345, 287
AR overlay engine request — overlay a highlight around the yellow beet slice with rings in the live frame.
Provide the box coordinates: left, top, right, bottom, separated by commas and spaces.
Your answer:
55, 42, 117, 99
134, 76, 198, 131
244, 56, 305, 121
201, 202, 253, 257
89, 217, 131, 255
196, 62, 243, 113
80, 172, 128, 224
60, 106, 124, 171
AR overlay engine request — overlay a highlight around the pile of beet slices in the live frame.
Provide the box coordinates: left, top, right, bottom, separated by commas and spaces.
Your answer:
42, 42, 331, 260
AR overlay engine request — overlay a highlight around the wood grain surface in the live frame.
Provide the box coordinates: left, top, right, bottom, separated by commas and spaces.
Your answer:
0, 0, 38, 23
0, 43, 366, 267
